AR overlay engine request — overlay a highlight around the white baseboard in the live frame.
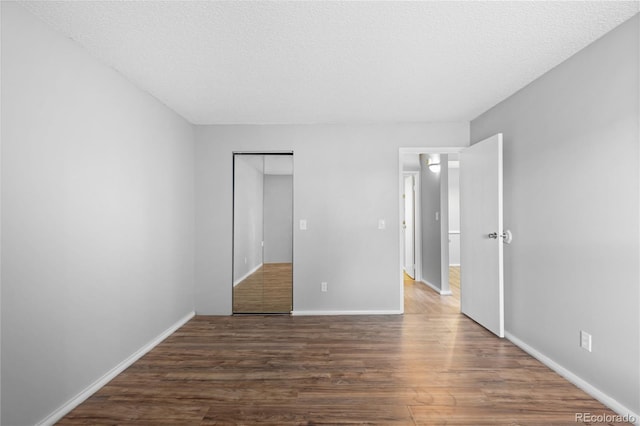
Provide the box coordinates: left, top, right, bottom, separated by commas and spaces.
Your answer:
505, 331, 640, 426
233, 263, 263, 287
449, 263, 460, 266
37, 311, 195, 426
292, 310, 402, 316
419, 279, 451, 295
420, 279, 440, 293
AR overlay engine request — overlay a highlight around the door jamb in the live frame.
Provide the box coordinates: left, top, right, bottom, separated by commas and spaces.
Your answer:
402, 171, 420, 281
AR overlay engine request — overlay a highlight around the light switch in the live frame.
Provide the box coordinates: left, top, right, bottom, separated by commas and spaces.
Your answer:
300, 219, 307, 230
580, 330, 592, 352
378, 219, 386, 230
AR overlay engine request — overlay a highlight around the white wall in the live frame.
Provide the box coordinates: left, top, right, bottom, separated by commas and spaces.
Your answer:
448, 167, 460, 265
195, 124, 469, 314
1, 3, 195, 425
419, 154, 443, 290
438, 154, 450, 292
471, 14, 639, 417
263, 174, 293, 263
233, 155, 264, 284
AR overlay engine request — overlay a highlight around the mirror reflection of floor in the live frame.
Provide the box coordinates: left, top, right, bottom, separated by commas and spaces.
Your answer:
233, 263, 293, 313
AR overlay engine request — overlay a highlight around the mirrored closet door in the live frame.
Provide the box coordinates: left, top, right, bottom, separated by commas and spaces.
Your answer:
233, 153, 293, 313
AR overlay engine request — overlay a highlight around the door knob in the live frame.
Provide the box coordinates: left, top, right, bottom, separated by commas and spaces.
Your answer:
488, 230, 513, 244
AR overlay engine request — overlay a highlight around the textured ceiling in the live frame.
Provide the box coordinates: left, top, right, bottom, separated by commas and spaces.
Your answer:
20, 1, 639, 125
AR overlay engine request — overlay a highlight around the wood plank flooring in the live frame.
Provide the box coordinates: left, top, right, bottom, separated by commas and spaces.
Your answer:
233, 263, 293, 313
58, 266, 628, 425
403, 268, 460, 315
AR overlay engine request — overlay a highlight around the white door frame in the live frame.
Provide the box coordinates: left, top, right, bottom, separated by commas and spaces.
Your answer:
402, 171, 420, 280
398, 147, 464, 313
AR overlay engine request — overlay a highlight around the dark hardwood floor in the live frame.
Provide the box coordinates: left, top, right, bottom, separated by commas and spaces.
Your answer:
57, 266, 627, 425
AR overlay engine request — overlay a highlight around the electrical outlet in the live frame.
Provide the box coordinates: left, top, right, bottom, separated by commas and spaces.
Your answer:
321, 282, 327, 292
580, 331, 592, 352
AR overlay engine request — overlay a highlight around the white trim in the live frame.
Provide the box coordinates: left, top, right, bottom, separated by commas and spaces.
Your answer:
292, 310, 402, 316
419, 279, 451, 296
36, 311, 195, 426
505, 331, 640, 426
449, 263, 461, 267
496, 135, 504, 338
448, 230, 460, 235
233, 263, 263, 287
403, 171, 421, 281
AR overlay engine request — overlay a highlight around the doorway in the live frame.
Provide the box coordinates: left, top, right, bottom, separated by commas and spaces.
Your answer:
399, 148, 463, 313
402, 173, 417, 279
399, 136, 505, 338
232, 153, 293, 314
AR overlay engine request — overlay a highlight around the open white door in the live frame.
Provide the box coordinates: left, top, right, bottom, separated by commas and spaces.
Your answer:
460, 134, 504, 337
403, 175, 416, 279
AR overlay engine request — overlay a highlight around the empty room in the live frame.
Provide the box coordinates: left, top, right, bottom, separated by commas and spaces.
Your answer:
1, 1, 639, 425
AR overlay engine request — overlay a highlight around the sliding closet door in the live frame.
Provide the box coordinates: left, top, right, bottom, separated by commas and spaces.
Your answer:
232, 154, 265, 312
233, 153, 293, 313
